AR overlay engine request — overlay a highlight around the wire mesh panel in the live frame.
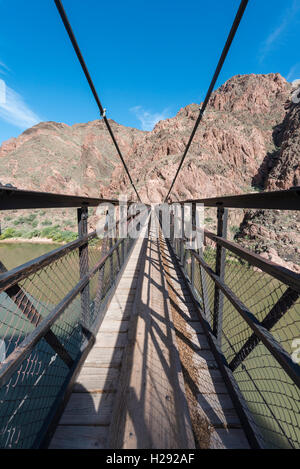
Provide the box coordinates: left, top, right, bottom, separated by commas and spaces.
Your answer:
0, 248, 80, 359
223, 250, 300, 357
221, 296, 300, 449
167, 206, 300, 449
0, 218, 138, 448
0, 294, 82, 449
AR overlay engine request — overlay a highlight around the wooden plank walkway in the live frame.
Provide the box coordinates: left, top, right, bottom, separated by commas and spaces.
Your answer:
49, 218, 150, 449
108, 213, 195, 449
49, 210, 250, 449
159, 229, 250, 449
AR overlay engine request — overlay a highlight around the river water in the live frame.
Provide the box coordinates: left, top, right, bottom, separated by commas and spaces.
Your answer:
0, 242, 60, 270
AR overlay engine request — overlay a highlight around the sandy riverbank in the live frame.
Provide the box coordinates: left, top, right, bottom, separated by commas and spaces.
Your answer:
0, 237, 63, 245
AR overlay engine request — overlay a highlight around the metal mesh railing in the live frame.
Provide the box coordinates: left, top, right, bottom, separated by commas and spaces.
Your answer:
221, 299, 300, 449
168, 207, 300, 449
0, 213, 139, 448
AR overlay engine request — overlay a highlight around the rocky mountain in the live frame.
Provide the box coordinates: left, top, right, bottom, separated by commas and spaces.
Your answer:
234, 79, 300, 272
0, 73, 293, 201
0, 72, 299, 269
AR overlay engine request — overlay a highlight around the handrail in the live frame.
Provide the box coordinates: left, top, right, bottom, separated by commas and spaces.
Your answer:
0, 212, 143, 293
169, 213, 300, 293
164, 204, 300, 448
0, 207, 149, 386
175, 186, 300, 210
0, 235, 124, 387
0, 231, 97, 293
204, 229, 300, 293
0, 186, 122, 210
191, 250, 300, 389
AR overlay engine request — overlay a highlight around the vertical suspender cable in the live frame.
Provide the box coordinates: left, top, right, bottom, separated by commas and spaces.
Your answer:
164, 0, 249, 202
54, 0, 141, 202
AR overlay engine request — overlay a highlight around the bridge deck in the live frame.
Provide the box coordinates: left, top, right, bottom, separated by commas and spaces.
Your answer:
49, 212, 250, 449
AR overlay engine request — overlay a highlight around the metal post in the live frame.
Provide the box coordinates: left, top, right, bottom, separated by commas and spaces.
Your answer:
190, 204, 212, 324
121, 237, 125, 265
116, 242, 121, 272
108, 207, 115, 289
170, 208, 174, 247
181, 204, 184, 266
213, 206, 228, 345
78, 205, 90, 327
191, 203, 195, 290
94, 216, 109, 315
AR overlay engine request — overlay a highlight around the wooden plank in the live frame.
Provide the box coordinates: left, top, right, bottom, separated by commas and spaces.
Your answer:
74, 366, 119, 392
99, 321, 129, 333
162, 230, 253, 449
208, 429, 250, 449
173, 331, 210, 351
95, 332, 128, 348
115, 282, 138, 288
107, 302, 134, 314
168, 297, 200, 321
59, 393, 114, 425
196, 393, 241, 427
192, 350, 219, 369
111, 293, 136, 301
184, 321, 205, 334
49, 217, 149, 450
195, 369, 229, 395
108, 214, 195, 449
84, 347, 124, 367
103, 310, 131, 321
166, 236, 263, 448
49, 426, 108, 449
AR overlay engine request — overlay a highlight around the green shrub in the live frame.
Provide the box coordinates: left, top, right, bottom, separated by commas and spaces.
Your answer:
13, 216, 26, 226
42, 220, 52, 226
230, 225, 239, 234
27, 229, 41, 239
64, 220, 73, 227
0, 228, 19, 239
41, 227, 55, 238
26, 214, 37, 223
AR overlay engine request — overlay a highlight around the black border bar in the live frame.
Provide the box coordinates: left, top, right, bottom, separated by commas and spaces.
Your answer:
0, 187, 120, 210
179, 187, 300, 210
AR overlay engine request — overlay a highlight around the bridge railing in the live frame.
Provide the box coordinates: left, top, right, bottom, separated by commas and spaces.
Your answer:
0, 188, 145, 448
166, 187, 300, 449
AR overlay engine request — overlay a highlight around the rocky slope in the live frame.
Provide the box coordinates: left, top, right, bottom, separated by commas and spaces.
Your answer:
234, 79, 300, 272
0, 73, 292, 201
0, 73, 299, 269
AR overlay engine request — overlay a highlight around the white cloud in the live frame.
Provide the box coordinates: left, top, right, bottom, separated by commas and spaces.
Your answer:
0, 80, 42, 130
130, 105, 170, 131
286, 63, 300, 82
259, 0, 300, 62
0, 60, 10, 76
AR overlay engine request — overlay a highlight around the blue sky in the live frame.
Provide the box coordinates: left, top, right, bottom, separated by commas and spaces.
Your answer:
0, 0, 299, 145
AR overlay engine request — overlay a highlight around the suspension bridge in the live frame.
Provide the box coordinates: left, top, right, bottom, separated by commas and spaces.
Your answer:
0, 0, 299, 449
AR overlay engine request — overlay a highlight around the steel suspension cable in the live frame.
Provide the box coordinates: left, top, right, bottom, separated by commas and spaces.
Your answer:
164, 0, 249, 202
54, 0, 141, 202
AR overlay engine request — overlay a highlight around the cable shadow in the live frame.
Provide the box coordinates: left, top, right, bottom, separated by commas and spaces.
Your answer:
107, 212, 194, 448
